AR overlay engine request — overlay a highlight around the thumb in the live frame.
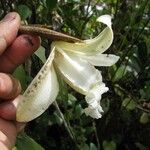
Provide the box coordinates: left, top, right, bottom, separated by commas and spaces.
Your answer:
0, 12, 20, 55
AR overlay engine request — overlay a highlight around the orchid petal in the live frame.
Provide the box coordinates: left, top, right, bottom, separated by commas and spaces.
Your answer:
96, 15, 112, 28
84, 105, 103, 119
16, 50, 59, 122
84, 83, 108, 119
53, 47, 102, 95
81, 54, 119, 66
52, 15, 113, 55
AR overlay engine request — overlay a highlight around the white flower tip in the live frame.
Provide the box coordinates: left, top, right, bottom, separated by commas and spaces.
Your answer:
114, 55, 120, 62
84, 105, 103, 119
97, 15, 112, 28
84, 84, 108, 119
107, 55, 120, 66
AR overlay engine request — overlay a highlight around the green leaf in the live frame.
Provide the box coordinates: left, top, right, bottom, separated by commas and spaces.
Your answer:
112, 65, 127, 82
16, 133, 44, 150
68, 0, 81, 2
137, 41, 148, 66
140, 113, 150, 124
46, 0, 57, 11
141, 82, 150, 99
17, 5, 32, 20
68, 93, 77, 106
74, 104, 83, 118
12, 147, 17, 150
90, 143, 97, 150
135, 142, 149, 150
35, 46, 46, 63
122, 98, 136, 111
103, 141, 116, 150
145, 36, 150, 55
78, 143, 89, 150
49, 111, 63, 125
114, 84, 125, 97
128, 55, 141, 74
13, 65, 27, 91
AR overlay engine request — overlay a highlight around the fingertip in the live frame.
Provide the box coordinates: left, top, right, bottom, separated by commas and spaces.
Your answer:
21, 34, 41, 52
0, 101, 16, 120
1, 12, 20, 23
0, 95, 21, 120
0, 12, 21, 54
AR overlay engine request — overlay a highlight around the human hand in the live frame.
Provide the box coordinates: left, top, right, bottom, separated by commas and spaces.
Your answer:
0, 12, 40, 150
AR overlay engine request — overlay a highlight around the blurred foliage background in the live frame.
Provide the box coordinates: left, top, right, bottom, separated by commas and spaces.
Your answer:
1, 0, 150, 150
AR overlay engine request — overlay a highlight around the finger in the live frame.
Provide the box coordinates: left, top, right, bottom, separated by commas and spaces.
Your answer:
0, 34, 40, 73
0, 12, 20, 55
0, 118, 17, 149
0, 141, 10, 150
0, 95, 21, 120
0, 73, 21, 99
0, 94, 26, 132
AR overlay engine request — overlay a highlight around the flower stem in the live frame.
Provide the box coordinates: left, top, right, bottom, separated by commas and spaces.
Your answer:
19, 25, 83, 43
53, 101, 77, 142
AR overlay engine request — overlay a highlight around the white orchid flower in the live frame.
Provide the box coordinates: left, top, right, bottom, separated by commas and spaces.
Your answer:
16, 15, 119, 122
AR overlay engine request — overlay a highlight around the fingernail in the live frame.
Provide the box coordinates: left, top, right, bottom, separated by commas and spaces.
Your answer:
2, 12, 17, 22
23, 35, 34, 47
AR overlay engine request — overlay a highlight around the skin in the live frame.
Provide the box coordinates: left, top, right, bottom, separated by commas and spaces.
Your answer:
0, 12, 40, 150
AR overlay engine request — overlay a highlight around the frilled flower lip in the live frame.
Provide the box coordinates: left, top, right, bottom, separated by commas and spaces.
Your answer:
16, 15, 119, 122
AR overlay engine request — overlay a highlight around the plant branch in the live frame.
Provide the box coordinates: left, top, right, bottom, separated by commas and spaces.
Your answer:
93, 121, 100, 149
